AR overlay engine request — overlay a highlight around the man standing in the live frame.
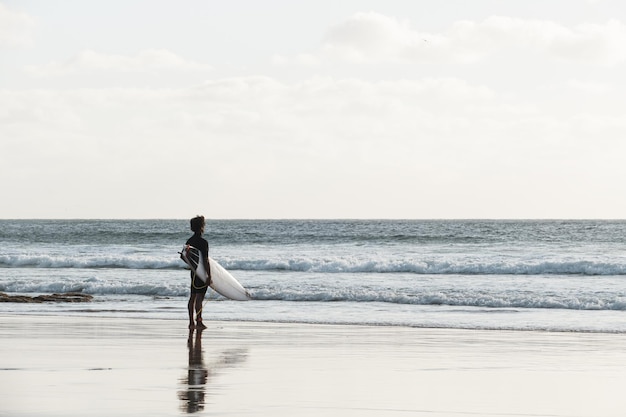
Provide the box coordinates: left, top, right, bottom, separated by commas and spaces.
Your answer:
186, 215, 211, 330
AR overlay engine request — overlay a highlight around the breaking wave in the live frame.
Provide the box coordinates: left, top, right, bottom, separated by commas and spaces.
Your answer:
2, 254, 626, 276
1, 280, 625, 311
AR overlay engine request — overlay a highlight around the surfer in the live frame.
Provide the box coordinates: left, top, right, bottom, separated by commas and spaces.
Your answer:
186, 215, 211, 330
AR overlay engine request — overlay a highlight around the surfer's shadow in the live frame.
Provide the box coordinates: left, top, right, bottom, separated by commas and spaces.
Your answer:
178, 330, 249, 413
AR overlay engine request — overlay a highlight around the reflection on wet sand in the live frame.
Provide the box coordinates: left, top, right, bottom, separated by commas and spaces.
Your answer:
178, 329, 248, 413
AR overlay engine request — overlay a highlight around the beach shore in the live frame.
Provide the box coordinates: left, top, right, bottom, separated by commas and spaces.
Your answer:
1, 315, 625, 417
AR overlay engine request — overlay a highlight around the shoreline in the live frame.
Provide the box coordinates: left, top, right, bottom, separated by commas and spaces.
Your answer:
2, 315, 626, 416
1, 310, 625, 335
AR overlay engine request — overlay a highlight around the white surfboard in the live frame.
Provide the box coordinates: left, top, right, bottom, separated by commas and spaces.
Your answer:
180, 245, 251, 301
207, 257, 251, 301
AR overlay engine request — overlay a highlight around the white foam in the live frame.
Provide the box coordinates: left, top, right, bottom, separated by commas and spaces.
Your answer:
222, 257, 626, 276
3, 252, 626, 276
0, 254, 179, 270
2, 275, 625, 311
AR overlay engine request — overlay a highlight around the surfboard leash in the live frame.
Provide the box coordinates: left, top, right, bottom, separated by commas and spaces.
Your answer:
190, 263, 214, 317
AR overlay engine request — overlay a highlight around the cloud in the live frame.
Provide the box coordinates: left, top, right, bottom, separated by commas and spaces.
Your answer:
0, 3, 35, 47
25, 48, 212, 77
548, 19, 626, 65
321, 12, 426, 61
2, 73, 625, 217
565, 79, 610, 94
0, 75, 498, 179
464, 16, 626, 65
272, 53, 320, 67
285, 12, 626, 66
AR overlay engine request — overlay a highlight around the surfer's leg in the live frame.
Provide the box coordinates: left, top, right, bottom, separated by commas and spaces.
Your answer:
187, 296, 195, 329
195, 293, 207, 330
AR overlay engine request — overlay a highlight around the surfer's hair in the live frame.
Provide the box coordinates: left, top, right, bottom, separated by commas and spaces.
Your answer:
190, 215, 205, 233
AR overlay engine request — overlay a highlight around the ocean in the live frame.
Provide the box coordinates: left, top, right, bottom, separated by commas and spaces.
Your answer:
1, 219, 625, 332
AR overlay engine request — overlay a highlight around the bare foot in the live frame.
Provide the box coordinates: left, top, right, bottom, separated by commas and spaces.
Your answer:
196, 321, 207, 330
188, 323, 195, 330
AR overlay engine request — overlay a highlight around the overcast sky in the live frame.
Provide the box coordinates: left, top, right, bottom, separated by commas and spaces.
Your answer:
1, 0, 625, 219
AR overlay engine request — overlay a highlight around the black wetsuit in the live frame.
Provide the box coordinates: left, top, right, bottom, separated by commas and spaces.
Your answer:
186, 232, 209, 294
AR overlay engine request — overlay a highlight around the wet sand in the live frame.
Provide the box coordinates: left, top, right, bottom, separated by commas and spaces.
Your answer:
1, 315, 625, 417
